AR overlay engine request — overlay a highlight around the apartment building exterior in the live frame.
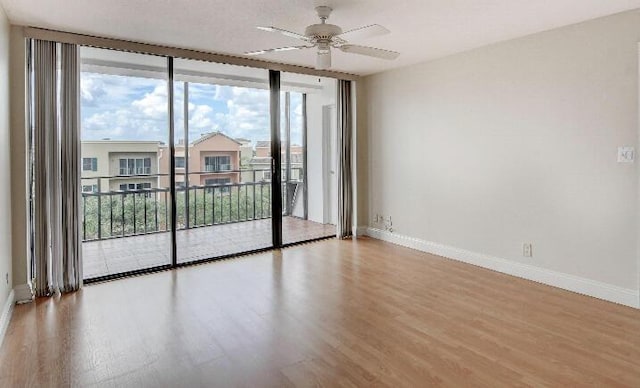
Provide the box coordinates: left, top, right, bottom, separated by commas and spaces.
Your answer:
235, 137, 253, 166
250, 141, 303, 182
81, 140, 162, 193
158, 131, 241, 188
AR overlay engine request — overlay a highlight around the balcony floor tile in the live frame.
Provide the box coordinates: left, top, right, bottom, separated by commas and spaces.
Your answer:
82, 217, 335, 279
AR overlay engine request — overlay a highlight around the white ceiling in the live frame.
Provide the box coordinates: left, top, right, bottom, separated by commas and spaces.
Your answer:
2, 0, 640, 76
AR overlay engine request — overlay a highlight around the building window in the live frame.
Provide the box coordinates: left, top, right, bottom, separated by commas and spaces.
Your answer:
175, 156, 185, 168
119, 158, 151, 175
204, 156, 231, 172
205, 178, 231, 193
119, 182, 152, 197
82, 157, 97, 171
81, 184, 98, 193
262, 171, 272, 181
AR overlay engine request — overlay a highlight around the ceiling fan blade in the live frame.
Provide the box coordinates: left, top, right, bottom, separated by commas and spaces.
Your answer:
256, 26, 311, 42
338, 44, 399, 60
245, 45, 312, 56
316, 51, 331, 70
336, 24, 390, 42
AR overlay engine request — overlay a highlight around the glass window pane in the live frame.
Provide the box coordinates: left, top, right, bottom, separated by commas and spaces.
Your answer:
173, 58, 270, 263
80, 47, 171, 279
279, 72, 337, 244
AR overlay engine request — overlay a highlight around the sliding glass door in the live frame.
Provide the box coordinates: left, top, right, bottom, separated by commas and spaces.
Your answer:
172, 59, 272, 264
79, 47, 172, 278
74, 47, 338, 281
280, 73, 338, 245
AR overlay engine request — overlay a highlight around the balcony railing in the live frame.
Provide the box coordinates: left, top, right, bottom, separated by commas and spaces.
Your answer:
81, 181, 274, 241
204, 164, 231, 172
119, 167, 151, 175
81, 168, 304, 242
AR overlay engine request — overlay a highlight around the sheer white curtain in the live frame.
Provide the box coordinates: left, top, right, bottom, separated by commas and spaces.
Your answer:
337, 79, 353, 238
31, 39, 82, 296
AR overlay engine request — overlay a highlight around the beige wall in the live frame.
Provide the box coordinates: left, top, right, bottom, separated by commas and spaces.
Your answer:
9, 26, 27, 294
0, 5, 12, 307
356, 80, 368, 228
362, 10, 640, 297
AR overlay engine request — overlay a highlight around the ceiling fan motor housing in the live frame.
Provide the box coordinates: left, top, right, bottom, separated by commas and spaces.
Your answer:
304, 23, 343, 41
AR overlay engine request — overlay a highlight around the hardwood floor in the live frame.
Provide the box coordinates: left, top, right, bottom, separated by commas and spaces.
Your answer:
1, 237, 639, 387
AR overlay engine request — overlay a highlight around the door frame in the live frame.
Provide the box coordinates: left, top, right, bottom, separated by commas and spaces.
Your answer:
322, 104, 337, 225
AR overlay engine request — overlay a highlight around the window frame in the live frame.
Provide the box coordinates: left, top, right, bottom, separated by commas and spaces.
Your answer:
119, 157, 152, 175
82, 157, 97, 172
204, 155, 231, 172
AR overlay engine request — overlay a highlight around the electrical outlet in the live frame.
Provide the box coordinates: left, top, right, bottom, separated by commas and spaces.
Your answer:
618, 146, 635, 163
5, 273, 8, 285
523, 243, 533, 258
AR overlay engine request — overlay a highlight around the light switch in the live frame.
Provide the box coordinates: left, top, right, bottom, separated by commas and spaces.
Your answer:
617, 147, 635, 163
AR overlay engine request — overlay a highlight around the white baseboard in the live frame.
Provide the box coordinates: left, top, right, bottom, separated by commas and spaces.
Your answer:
13, 283, 33, 304
365, 227, 640, 309
355, 225, 368, 237
0, 289, 15, 347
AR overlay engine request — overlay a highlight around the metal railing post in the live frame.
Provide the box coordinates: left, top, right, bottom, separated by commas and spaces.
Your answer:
97, 180, 102, 239
82, 195, 86, 240
109, 193, 113, 237
132, 192, 137, 235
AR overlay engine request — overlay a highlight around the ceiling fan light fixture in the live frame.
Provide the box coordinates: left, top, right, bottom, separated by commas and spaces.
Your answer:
317, 42, 330, 54
316, 51, 331, 70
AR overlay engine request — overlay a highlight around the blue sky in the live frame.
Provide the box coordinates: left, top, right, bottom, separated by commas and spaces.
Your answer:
81, 72, 303, 145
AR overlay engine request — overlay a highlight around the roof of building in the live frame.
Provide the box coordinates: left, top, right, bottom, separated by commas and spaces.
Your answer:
255, 141, 302, 148
192, 131, 242, 146
250, 154, 303, 165
82, 139, 162, 144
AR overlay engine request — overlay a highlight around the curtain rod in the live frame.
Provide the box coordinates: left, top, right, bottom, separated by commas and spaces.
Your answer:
22, 26, 361, 82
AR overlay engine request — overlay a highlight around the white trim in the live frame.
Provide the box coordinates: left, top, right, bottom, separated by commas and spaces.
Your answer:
365, 227, 640, 309
0, 290, 15, 347
13, 283, 33, 304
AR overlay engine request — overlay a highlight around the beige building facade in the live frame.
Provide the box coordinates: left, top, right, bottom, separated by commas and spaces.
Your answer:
81, 140, 161, 193
159, 132, 241, 189
250, 141, 303, 182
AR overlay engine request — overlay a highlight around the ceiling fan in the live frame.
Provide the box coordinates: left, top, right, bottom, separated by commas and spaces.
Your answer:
245, 6, 399, 70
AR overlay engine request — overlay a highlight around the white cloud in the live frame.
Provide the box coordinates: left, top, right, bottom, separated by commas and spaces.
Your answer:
132, 84, 168, 119
80, 72, 303, 145
214, 86, 270, 141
